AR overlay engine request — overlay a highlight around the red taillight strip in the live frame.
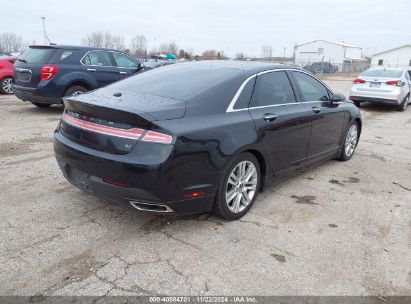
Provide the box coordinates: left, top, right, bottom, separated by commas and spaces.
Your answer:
142, 131, 173, 144
62, 113, 144, 140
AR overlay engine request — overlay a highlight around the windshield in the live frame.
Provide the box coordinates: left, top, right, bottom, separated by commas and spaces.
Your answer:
361, 69, 403, 78
110, 63, 240, 101
18, 47, 56, 64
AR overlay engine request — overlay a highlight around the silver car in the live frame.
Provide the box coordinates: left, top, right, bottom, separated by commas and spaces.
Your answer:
349, 68, 411, 111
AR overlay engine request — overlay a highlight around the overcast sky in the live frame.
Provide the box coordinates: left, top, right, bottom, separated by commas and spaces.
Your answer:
2, 0, 410, 57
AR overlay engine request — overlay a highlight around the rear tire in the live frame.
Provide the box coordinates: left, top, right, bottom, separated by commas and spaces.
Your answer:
338, 121, 359, 161
64, 85, 87, 98
398, 95, 409, 112
0, 77, 13, 94
31, 102, 51, 108
213, 152, 261, 220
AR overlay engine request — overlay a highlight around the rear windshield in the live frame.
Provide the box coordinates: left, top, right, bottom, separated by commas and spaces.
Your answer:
361, 69, 403, 78
18, 47, 55, 64
109, 63, 240, 101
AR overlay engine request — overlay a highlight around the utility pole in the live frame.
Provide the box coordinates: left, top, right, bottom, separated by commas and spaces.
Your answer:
41, 17, 51, 45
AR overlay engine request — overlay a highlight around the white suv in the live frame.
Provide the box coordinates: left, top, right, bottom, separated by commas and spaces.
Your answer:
349, 68, 411, 111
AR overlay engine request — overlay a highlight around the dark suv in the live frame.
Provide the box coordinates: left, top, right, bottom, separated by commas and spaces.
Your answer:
12, 45, 142, 108
303, 62, 338, 75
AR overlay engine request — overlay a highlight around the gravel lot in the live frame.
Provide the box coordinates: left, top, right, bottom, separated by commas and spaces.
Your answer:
0, 78, 410, 296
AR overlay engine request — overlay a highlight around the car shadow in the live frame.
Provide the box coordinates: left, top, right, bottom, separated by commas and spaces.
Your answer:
359, 102, 400, 113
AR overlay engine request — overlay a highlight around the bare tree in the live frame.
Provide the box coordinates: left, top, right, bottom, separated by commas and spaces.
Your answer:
82, 32, 125, 50
0, 32, 27, 53
158, 41, 178, 54
202, 49, 217, 58
130, 34, 147, 57
261, 45, 273, 59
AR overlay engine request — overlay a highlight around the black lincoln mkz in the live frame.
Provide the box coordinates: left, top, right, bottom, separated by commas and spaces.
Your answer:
54, 61, 361, 220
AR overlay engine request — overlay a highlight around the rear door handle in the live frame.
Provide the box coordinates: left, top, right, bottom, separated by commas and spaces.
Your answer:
87, 68, 96, 72
119, 71, 127, 75
263, 113, 279, 122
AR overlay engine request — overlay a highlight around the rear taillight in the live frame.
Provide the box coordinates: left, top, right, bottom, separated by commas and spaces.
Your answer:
386, 80, 402, 86
0, 64, 4, 69
62, 113, 173, 144
142, 131, 173, 144
353, 78, 365, 84
40, 65, 59, 80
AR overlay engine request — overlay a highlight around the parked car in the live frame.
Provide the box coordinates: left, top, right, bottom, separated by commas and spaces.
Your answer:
0, 56, 16, 94
303, 62, 338, 74
12, 45, 142, 108
54, 61, 361, 220
143, 60, 175, 70
349, 68, 411, 111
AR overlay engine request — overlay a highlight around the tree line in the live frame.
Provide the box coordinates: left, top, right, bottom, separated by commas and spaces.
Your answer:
0, 31, 278, 61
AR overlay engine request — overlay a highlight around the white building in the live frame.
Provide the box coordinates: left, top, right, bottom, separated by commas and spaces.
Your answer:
294, 40, 365, 67
371, 45, 411, 68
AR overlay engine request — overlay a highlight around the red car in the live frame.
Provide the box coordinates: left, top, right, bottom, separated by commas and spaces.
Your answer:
0, 56, 16, 94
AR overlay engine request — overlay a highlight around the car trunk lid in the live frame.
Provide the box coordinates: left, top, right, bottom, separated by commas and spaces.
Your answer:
60, 90, 184, 154
353, 77, 401, 93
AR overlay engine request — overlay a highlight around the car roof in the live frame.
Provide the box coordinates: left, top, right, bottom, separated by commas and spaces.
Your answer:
180, 60, 301, 75
29, 45, 120, 52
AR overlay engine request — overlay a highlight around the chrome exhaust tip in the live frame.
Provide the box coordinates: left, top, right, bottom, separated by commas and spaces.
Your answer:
129, 201, 174, 213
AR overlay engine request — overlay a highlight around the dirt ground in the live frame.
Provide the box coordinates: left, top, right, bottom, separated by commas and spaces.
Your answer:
0, 78, 410, 296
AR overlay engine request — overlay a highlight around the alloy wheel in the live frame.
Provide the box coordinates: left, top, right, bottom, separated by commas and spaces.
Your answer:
2, 78, 13, 94
345, 124, 358, 157
225, 160, 258, 213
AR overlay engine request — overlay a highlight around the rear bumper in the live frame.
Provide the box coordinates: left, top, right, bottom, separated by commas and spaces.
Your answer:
349, 88, 404, 105
54, 131, 217, 215
12, 83, 63, 104
349, 95, 401, 105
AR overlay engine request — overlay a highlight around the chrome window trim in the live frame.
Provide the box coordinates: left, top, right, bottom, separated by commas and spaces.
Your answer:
80, 50, 139, 69
226, 68, 334, 112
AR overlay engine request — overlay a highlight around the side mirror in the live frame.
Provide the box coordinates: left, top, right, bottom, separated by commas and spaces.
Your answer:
331, 92, 346, 104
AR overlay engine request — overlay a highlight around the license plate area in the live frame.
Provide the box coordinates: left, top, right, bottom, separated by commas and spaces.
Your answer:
370, 82, 380, 88
16, 70, 32, 83
67, 166, 90, 191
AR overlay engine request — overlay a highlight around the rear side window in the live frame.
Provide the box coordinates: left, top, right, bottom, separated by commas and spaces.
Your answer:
233, 77, 255, 109
18, 47, 55, 64
112, 52, 139, 69
250, 71, 296, 107
82, 51, 112, 66
293, 72, 330, 102
49, 49, 78, 64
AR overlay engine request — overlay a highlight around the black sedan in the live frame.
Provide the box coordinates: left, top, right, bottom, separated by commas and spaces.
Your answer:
54, 61, 361, 220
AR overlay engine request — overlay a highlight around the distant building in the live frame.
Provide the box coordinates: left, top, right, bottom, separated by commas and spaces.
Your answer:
371, 45, 411, 68
294, 40, 366, 69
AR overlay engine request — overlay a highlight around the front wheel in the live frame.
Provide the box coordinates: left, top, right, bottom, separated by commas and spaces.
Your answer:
213, 153, 261, 220
338, 122, 359, 161
0, 77, 13, 94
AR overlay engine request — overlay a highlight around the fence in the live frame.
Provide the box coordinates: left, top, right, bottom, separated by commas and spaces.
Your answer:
293, 59, 370, 76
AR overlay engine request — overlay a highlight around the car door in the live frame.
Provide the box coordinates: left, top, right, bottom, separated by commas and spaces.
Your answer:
291, 71, 345, 158
248, 70, 312, 174
112, 52, 141, 80
81, 50, 120, 87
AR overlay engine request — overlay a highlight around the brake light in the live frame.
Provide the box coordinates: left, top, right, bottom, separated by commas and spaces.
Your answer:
386, 80, 402, 86
0, 64, 4, 69
103, 179, 131, 188
353, 78, 365, 84
40, 65, 59, 80
62, 113, 173, 144
184, 191, 206, 199
142, 131, 173, 144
